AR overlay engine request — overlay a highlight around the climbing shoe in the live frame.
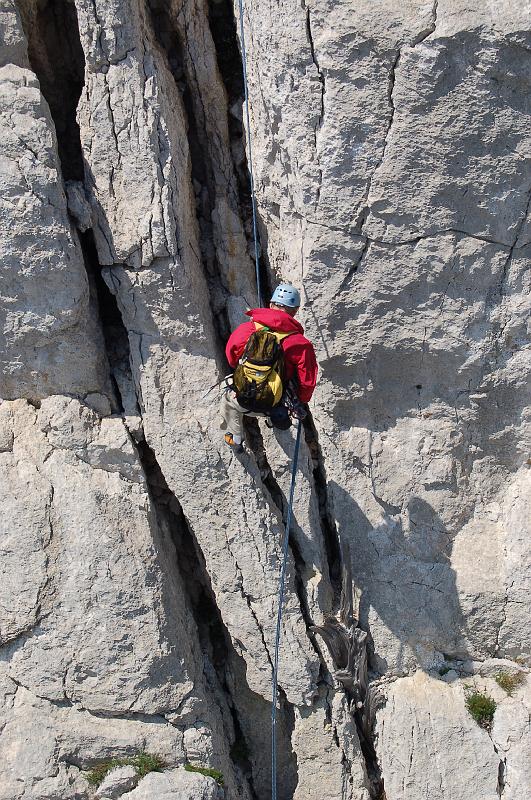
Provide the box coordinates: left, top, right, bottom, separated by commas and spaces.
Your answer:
224, 432, 244, 453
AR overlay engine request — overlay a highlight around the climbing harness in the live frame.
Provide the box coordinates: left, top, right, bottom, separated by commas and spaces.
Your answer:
237, 0, 262, 307
271, 418, 302, 800
237, 5, 303, 798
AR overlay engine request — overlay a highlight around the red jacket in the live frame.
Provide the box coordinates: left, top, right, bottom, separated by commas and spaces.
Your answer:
226, 308, 318, 403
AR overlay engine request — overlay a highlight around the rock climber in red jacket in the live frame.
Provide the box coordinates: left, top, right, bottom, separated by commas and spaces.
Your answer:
220, 284, 318, 452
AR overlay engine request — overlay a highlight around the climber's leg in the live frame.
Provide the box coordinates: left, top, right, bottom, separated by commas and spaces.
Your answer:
220, 380, 251, 446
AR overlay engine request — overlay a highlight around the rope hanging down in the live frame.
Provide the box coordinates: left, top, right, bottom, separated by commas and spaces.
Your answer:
271, 419, 302, 800
237, 0, 262, 307
237, 4, 302, 798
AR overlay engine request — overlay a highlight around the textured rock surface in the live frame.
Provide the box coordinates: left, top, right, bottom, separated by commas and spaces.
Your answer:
492, 672, 531, 800
241, 0, 531, 675
0, 0, 530, 798
95, 766, 138, 799
375, 671, 501, 799
120, 768, 222, 799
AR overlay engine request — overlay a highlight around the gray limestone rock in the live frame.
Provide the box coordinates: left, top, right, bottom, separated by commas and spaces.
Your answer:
0, 13, 112, 401
95, 765, 138, 799
375, 671, 501, 800
0, 0, 530, 798
0, 398, 250, 799
120, 768, 222, 799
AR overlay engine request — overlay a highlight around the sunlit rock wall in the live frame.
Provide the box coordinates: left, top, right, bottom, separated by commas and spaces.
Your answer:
0, 0, 529, 798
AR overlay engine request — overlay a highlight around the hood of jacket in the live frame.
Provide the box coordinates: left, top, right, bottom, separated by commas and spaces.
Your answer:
246, 307, 304, 335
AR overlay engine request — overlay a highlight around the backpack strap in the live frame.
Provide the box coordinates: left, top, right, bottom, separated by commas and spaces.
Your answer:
254, 322, 294, 342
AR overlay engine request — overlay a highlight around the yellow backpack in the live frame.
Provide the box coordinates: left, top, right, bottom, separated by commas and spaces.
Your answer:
232, 323, 293, 411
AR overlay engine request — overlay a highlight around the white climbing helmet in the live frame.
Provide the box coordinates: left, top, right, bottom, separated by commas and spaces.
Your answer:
271, 284, 301, 308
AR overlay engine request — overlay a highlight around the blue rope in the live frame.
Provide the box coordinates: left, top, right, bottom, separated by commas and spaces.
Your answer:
237, 0, 263, 307
271, 419, 302, 800
237, 5, 302, 796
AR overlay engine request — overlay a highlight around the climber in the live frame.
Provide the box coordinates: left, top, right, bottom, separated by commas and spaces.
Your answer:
220, 284, 318, 452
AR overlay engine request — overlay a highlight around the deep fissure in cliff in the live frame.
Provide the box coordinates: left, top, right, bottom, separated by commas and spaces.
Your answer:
207, 0, 272, 301
19, 2, 299, 794
17, 0, 134, 415
147, 0, 237, 344
244, 418, 329, 648
17, 0, 84, 181
135, 439, 298, 800
303, 414, 343, 602
19, 1, 379, 796
134, 441, 256, 797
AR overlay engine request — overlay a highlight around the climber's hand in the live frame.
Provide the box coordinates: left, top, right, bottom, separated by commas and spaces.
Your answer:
290, 401, 308, 421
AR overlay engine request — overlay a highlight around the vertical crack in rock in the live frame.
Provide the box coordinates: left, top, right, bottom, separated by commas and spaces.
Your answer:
17, 0, 85, 180
302, 414, 342, 604
311, 547, 385, 799
304, 1, 325, 209
244, 420, 320, 642
243, 416, 378, 794
368, 50, 400, 207
17, 0, 134, 416
34, 484, 56, 626
80, 234, 138, 418
147, 0, 234, 340
354, 50, 400, 233
134, 440, 299, 800
497, 755, 506, 798
207, 0, 272, 301
305, 7, 325, 133
133, 440, 258, 798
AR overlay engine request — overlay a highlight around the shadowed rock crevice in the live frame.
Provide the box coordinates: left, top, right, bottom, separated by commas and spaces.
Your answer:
303, 414, 342, 604
207, 0, 273, 302
147, 0, 231, 341
134, 439, 298, 800
243, 419, 321, 638
312, 548, 385, 800
16, 0, 134, 416
147, 0, 261, 343
79, 231, 138, 418
17, 0, 85, 180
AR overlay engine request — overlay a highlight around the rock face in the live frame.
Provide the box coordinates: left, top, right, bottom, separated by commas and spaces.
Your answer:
0, 1, 529, 799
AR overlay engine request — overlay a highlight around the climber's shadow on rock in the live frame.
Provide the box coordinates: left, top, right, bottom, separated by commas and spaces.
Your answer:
328, 481, 468, 674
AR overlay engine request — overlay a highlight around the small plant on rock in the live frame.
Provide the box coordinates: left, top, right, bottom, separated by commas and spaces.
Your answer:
133, 753, 166, 778
185, 763, 224, 786
86, 752, 166, 787
86, 759, 124, 787
495, 671, 526, 696
466, 691, 496, 730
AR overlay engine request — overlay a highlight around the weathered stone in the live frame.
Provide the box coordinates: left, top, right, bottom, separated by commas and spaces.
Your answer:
292, 691, 370, 800
0, 9, 112, 400
1, 0, 530, 797
240, 0, 531, 679
0, 0, 29, 69
95, 765, 138, 799
375, 671, 500, 799
492, 675, 531, 800
0, 398, 250, 799
120, 768, 222, 800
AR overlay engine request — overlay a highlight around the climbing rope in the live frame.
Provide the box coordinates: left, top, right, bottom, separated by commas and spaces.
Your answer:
237, 4, 301, 797
237, 0, 263, 307
271, 419, 302, 800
